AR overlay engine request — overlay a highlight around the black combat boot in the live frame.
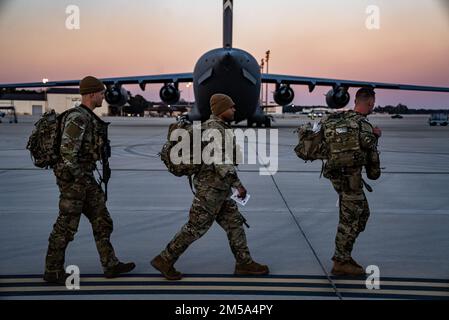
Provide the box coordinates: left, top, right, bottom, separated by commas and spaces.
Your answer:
151, 255, 182, 280
104, 262, 136, 278
234, 261, 269, 275
43, 271, 71, 285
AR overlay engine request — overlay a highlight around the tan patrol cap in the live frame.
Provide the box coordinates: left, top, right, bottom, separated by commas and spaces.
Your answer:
210, 93, 235, 116
79, 76, 105, 95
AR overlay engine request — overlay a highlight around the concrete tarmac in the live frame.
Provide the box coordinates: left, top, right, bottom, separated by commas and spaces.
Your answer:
0, 114, 448, 300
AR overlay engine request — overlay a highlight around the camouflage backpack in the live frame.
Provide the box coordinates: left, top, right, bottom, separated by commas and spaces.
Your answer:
294, 122, 327, 161
322, 112, 366, 170
159, 119, 203, 177
26, 109, 70, 169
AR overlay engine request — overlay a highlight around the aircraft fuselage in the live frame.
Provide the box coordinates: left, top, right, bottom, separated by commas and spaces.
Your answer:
192, 47, 261, 123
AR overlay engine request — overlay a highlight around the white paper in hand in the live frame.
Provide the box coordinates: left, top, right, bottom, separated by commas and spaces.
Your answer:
231, 188, 251, 206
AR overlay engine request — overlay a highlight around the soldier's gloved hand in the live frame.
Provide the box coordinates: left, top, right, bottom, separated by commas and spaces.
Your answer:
373, 126, 382, 138
237, 186, 247, 199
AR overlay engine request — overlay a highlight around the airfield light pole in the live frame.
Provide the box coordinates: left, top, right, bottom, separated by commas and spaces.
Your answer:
265, 50, 270, 107
186, 82, 192, 106
42, 78, 48, 112
260, 59, 265, 105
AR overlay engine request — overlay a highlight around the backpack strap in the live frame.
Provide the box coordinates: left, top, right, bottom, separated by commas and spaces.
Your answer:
56, 107, 82, 144
362, 178, 373, 192
188, 175, 195, 195
58, 107, 82, 129
319, 160, 325, 178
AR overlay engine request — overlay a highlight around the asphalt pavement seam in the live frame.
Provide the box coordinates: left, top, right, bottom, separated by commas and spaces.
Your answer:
250, 142, 343, 300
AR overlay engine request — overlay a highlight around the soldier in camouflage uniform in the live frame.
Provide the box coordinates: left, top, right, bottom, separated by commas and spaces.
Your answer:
43, 76, 135, 284
151, 94, 269, 280
322, 88, 381, 276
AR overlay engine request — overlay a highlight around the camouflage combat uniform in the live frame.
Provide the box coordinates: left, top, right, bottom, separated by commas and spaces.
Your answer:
159, 114, 253, 265
45, 104, 119, 273
322, 111, 380, 263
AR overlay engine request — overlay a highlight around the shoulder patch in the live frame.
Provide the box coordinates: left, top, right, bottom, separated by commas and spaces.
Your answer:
64, 121, 83, 138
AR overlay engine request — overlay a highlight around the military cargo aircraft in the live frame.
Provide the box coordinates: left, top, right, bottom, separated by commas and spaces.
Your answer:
1, 0, 449, 127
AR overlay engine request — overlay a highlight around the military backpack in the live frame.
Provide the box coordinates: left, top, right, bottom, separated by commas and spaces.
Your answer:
26, 109, 71, 169
322, 112, 366, 170
294, 122, 327, 162
159, 119, 203, 177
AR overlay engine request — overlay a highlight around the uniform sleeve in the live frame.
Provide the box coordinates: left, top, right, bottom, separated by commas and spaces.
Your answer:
207, 120, 244, 189
360, 121, 381, 180
359, 121, 378, 151
60, 112, 87, 177
214, 164, 243, 189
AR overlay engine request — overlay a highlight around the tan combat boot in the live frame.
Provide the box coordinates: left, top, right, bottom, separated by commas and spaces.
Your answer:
104, 262, 136, 279
235, 261, 269, 275
151, 255, 182, 280
349, 257, 363, 270
331, 260, 365, 276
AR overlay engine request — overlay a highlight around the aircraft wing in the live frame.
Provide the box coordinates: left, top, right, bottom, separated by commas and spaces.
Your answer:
262, 73, 449, 93
0, 73, 194, 90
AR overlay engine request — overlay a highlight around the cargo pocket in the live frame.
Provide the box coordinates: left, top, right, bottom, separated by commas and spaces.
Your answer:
347, 174, 362, 192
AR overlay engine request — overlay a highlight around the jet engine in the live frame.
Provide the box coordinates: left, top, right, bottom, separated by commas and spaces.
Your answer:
159, 83, 180, 105
273, 84, 295, 106
325, 86, 350, 109
105, 85, 129, 106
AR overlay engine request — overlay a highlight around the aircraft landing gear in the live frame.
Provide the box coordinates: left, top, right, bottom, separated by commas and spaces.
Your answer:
264, 116, 272, 128
247, 116, 272, 128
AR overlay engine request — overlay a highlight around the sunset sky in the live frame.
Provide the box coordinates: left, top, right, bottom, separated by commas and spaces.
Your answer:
1, 0, 449, 108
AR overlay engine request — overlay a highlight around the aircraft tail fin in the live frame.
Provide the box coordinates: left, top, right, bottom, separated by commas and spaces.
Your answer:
223, 0, 233, 48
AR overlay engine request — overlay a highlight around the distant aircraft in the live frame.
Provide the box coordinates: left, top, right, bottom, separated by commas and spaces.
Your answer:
1, 0, 449, 127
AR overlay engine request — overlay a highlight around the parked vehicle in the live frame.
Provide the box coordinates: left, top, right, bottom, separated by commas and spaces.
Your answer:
428, 113, 448, 126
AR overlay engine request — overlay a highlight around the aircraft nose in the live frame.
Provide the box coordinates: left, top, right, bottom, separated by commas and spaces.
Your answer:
221, 52, 233, 66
